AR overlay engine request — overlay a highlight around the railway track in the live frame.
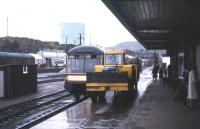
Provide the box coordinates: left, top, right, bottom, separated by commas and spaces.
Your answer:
0, 90, 88, 129
37, 74, 64, 84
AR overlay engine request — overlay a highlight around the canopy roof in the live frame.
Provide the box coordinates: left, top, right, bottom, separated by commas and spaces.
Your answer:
102, 0, 200, 49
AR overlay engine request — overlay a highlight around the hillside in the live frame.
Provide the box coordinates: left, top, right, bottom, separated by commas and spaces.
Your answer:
106, 41, 145, 51
0, 36, 75, 53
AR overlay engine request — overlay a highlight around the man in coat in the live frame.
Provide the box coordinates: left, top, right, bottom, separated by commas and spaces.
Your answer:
187, 65, 198, 110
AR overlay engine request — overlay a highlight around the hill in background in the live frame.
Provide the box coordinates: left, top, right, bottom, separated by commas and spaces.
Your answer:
0, 36, 75, 53
106, 41, 145, 51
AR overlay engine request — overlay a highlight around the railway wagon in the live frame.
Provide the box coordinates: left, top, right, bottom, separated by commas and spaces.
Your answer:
64, 46, 104, 101
0, 52, 37, 98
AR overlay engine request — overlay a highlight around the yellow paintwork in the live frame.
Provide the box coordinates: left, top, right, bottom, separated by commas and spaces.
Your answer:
94, 65, 133, 79
109, 87, 128, 91
86, 86, 128, 91
105, 50, 126, 54
86, 82, 128, 91
86, 50, 137, 92
86, 83, 128, 87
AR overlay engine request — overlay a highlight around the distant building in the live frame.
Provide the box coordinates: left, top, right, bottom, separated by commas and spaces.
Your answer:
134, 51, 155, 59
59, 23, 85, 45
29, 53, 46, 66
37, 50, 66, 67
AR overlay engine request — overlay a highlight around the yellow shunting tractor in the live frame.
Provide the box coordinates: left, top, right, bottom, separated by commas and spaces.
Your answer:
86, 50, 140, 103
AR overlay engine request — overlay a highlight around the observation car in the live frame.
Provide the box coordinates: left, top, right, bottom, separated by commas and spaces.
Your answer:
64, 46, 104, 100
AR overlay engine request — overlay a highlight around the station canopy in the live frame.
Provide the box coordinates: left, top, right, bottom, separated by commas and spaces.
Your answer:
102, 0, 200, 49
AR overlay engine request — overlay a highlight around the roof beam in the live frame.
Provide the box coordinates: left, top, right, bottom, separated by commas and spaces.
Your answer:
111, 0, 160, 1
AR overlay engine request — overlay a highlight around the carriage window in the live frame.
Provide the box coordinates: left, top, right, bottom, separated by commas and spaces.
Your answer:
105, 54, 123, 65
74, 55, 84, 59
86, 55, 91, 59
91, 55, 96, 59
67, 54, 103, 73
85, 55, 102, 72
96, 55, 101, 58
68, 55, 75, 59
67, 58, 84, 73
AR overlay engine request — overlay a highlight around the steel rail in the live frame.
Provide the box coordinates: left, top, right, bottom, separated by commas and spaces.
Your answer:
0, 90, 68, 124
16, 96, 89, 129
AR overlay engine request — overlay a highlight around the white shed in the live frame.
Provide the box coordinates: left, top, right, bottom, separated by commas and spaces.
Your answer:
29, 53, 46, 65
37, 51, 66, 67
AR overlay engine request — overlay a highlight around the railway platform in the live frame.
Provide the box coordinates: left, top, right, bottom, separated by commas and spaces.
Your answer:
118, 81, 200, 129
31, 80, 200, 129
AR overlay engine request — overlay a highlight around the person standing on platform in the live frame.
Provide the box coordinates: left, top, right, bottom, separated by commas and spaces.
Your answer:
163, 64, 167, 85
182, 68, 189, 105
168, 64, 172, 79
152, 64, 159, 82
187, 65, 198, 110
159, 67, 164, 80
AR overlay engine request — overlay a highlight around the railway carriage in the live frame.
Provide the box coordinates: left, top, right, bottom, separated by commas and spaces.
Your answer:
64, 46, 104, 101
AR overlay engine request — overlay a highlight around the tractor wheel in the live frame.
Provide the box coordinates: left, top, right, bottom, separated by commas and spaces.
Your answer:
98, 92, 106, 103
90, 93, 98, 103
128, 81, 134, 97
91, 96, 97, 103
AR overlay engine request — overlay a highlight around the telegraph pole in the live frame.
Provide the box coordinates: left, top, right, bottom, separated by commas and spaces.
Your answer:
79, 33, 81, 46
6, 17, 8, 37
65, 36, 67, 44
76, 33, 84, 46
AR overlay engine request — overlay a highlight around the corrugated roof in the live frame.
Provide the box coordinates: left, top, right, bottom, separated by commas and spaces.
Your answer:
102, 0, 200, 50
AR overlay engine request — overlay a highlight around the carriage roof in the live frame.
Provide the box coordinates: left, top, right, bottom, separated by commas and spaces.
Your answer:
0, 52, 34, 59
68, 46, 104, 55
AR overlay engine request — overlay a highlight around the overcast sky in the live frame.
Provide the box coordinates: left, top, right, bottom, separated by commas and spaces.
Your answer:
0, 0, 136, 47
